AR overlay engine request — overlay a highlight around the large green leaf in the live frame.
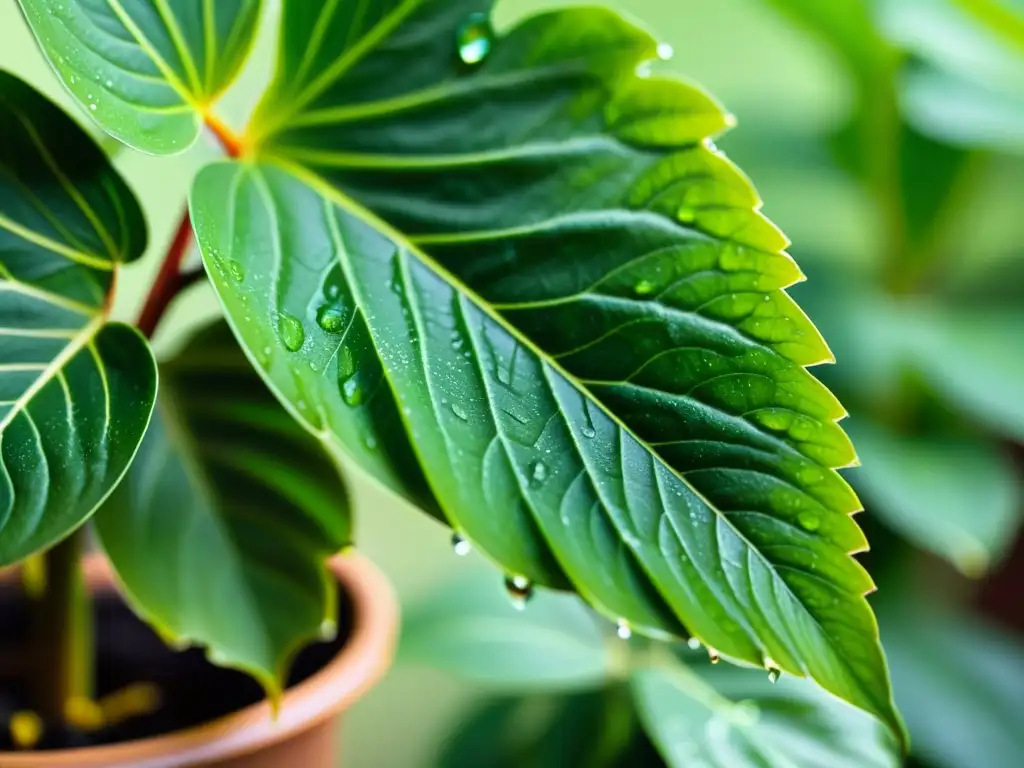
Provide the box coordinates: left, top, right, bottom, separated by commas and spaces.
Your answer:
18, 0, 263, 154
94, 321, 350, 695
400, 568, 613, 691
0, 70, 155, 565
191, 1, 903, 739
632, 654, 900, 768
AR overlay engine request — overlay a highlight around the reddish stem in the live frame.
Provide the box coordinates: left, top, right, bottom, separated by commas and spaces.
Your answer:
135, 211, 193, 339
134, 117, 243, 339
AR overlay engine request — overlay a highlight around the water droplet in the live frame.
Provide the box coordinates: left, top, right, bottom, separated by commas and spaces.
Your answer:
278, 313, 305, 351
88, 103, 97, 111
657, 42, 675, 60
297, 399, 307, 410
678, 206, 697, 224
687, 637, 701, 650
504, 575, 533, 610
634, 279, 656, 296
337, 346, 356, 379
765, 657, 781, 683
342, 377, 364, 407
222, 259, 243, 282
451, 403, 468, 421
316, 303, 347, 334
104, 78, 113, 88
528, 459, 549, 486
616, 620, 632, 640
451, 533, 472, 557
457, 12, 494, 66
319, 619, 337, 641
364, 434, 378, 450
708, 647, 721, 664
797, 511, 821, 532
581, 425, 596, 439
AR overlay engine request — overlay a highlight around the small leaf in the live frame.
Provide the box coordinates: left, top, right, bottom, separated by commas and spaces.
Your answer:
0, 70, 155, 565
401, 569, 612, 691
18, 0, 263, 154
192, 1, 903, 740
849, 420, 1022, 576
93, 321, 351, 696
632, 654, 901, 768
882, 601, 1024, 768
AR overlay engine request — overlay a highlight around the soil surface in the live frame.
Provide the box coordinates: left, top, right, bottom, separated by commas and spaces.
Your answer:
0, 580, 354, 751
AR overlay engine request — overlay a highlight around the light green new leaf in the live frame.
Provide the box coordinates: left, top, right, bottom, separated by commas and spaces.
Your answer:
0, 70, 155, 566
632, 656, 900, 768
849, 420, 1022, 576
401, 569, 612, 691
94, 322, 350, 695
18, 0, 262, 154
191, 1, 903, 740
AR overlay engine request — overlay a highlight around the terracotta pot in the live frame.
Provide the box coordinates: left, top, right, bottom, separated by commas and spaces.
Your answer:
0, 553, 399, 768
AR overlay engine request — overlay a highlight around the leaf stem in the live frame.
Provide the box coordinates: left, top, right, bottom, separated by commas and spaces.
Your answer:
135, 113, 241, 339
28, 528, 92, 724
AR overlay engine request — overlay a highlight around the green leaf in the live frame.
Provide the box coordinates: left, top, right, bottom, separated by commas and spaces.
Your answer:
881, 601, 1024, 768
0, 70, 155, 565
191, 1, 903, 740
632, 654, 900, 768
952, 0, 1024, 54
400, 568, 613, 691
18, 0, 263, 154
909, 307, 1024, 441
93, 321, 350, 696
848, 420, 1022, 576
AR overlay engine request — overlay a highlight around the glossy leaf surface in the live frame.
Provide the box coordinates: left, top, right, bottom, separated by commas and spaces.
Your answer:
94, 322, 350, 694
849, 420, 1022, 576
400, 568, 612, 691
0, 70, 155, 565
632, 655, 900, 768
18, 0, 262, 153
192, 1, 901, 737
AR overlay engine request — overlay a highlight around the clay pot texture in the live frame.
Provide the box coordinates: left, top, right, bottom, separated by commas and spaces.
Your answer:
0, 553, 398, 768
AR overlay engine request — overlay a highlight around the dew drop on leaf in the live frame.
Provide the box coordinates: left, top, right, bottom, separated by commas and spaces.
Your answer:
581, 425, 596, 439
634, 279, 655, 296
765, 657, 781, 684
797, 511, 821, 532
687, 637, 701, 650
657, 42, 674, 61
504, 575, 533, 610
337, 346, 356, 379
451, 403, 468, 421
528, 459, 549, 486
316, 304, 347, 334
616, 620, 632, 640
278, 312, 305, 351
342, 376, 364, 407
708, 647, 721, 664
457, 12, 494, 66
451, 532, 472, 556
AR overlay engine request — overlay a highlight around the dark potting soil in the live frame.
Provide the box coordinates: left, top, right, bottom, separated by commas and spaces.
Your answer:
0, 579, 354, 751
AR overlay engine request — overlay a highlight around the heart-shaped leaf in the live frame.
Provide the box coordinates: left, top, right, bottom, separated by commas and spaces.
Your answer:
94, 321, 350, 695
191, 1, 903, 740
632, 654, 900, 768
18, 0, 262, 154
0, 70, 156, 565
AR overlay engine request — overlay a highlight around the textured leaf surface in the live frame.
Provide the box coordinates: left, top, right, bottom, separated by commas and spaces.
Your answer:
0, 70, 155, 565
191, 1, 901, 737
849, 420, 1022, 576
632, 655, 900, 768
94, 322, 350, 694
400, 568, 612, 691
18, 0, 262, 153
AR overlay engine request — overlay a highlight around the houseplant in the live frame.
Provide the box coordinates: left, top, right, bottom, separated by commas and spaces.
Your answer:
0, 0, 910, 764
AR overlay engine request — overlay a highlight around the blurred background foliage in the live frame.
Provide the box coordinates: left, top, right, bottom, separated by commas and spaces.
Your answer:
1, 0, 1023, 765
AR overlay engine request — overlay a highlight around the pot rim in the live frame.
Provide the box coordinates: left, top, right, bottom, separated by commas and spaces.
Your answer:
0, 552, 398, 768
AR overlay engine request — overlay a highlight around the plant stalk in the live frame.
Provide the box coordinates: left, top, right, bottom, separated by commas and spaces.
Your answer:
28, 528, 92, 724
